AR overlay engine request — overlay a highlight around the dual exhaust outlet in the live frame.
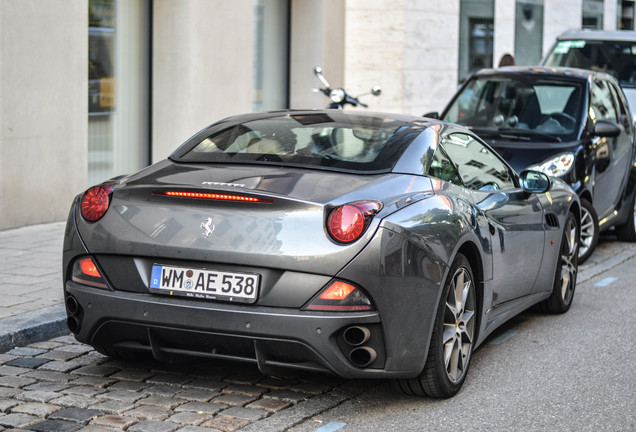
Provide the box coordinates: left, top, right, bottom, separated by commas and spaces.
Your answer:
343, 325, 377, 368
65, 295, 82, 335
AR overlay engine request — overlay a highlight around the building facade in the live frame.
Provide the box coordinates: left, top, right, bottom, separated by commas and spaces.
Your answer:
1, 0, 634, 230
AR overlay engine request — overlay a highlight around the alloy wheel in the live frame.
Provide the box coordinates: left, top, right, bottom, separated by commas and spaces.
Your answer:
443, 266, 475, 383
579, 206, 595, 259
560, 216, 578, 302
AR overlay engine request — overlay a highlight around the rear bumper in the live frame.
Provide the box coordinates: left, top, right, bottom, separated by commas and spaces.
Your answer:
65, 281, 418, 378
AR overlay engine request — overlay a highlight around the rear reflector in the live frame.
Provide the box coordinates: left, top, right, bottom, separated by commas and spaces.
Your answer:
153, 191, 272, 203
72, 257, 108, 289
304, 280, 373, 311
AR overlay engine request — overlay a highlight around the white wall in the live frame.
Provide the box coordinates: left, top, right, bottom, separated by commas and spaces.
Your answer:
0, 1, 87, 230
344, 0, 405, 114
543, 0, 582, 57
403, 0, 460, 115
152, 0, 254, 162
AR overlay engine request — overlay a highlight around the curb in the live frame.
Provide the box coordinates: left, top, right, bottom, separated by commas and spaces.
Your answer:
0, 304, 68, 352
578, 244, 636, 283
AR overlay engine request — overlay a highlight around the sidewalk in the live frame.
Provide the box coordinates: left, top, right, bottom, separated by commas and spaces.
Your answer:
0, 221, 68, 351
1, 221, 636, 354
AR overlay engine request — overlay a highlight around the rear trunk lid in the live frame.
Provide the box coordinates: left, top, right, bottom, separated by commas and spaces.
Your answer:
76, 160, 434, 276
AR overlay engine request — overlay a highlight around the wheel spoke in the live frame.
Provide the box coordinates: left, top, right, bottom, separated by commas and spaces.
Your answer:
445, 339, 460, 380
454, 270, 465, 313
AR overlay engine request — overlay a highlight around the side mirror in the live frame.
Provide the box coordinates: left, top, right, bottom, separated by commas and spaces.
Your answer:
593, 120, 621, 138
423, 112, 440, 119
519, 170, 551, 193
371, 85, 382, 96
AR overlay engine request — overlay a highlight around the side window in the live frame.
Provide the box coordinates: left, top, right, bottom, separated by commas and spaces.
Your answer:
608, 82, 632, 133
441, 132, 516, 191
591, 80, 618, 122
428, 146, 463, 186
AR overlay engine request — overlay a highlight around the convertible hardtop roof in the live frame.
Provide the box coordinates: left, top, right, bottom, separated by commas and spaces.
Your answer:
208, 109, 445, 128
469, 66, 613, 83
555, 29, 636, 42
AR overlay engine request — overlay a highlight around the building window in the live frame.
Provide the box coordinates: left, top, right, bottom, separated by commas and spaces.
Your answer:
515, 0, 544, 66
88, 0, 150, 186
459, 0, 495, 83
253, 0, 290, 111
619, 0, 635, 29
583, 0, 604, 29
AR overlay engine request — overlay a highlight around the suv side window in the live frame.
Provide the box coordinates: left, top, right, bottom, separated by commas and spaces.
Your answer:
440, 132, 516, 191
591, 80, 618, 123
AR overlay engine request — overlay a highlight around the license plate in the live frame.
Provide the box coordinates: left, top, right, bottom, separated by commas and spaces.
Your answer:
149, 264, 259, 303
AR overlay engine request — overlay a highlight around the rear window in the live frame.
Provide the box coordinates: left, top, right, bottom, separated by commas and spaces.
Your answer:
544, 39, 636, 88
174, 113, 425, 173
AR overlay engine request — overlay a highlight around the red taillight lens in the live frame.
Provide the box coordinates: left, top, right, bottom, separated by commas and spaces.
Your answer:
327, 201, 382, 243
72, 257, 108, 289
304, 280, 373, 311
80, 185, 112, 222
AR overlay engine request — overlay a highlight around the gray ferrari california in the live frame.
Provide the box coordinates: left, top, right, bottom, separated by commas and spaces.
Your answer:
63, 110, 579, 398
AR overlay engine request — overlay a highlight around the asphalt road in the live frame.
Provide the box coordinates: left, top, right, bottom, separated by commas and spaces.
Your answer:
0, 236, 634, 431
288, 241, 636, 432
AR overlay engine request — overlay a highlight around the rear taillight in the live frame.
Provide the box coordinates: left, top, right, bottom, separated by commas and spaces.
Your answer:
80, 184, 113, 222
304, 280, 373, 311
72, 257, 108, 289
327, 201, 382, 244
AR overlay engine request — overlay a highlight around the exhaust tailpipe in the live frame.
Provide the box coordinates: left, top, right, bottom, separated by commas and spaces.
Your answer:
343, 326, 371, 346
349, 346, 377, 368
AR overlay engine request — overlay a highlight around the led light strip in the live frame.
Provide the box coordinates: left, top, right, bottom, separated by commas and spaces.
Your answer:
153, 191, 272, 203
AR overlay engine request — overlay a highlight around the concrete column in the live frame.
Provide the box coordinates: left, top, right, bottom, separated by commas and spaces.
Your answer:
494, 0, 516, 67
345, 0, 405, 114
0, 0, 87, 230
402, 0, 460, 115
604, 0, 618, 30
543, 0, 582, 57
289, 0, 345, 109
152, 0, 253, 162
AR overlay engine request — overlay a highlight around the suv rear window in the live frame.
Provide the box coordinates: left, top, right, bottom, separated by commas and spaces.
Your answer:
543, 39, 636, 88
174, 113, 425, 173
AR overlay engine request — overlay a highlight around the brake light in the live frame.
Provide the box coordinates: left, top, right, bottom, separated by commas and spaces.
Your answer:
304, 280, 373, 311
72, 257, 108, 289
80, 185, 113, 222
327, 201, 382, 243
153, 190, 272, 203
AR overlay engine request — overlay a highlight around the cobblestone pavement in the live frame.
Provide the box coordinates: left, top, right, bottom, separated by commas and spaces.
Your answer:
0, 335, 377, 432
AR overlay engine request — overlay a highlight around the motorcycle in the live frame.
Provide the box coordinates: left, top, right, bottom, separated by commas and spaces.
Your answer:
313, 66, 381, 109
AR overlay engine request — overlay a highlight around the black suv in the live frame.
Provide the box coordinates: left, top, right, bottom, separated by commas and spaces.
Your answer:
431, 66, 636, 262
542, 30, 636, 120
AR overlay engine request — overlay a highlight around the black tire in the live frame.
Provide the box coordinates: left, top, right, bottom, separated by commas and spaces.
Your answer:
615, 192, 636, 242
539, 212, 578, 314
578, 198, 598, 264
395, 253, 476, 398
